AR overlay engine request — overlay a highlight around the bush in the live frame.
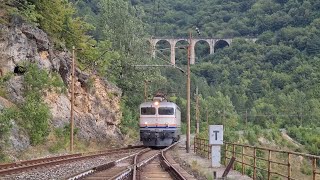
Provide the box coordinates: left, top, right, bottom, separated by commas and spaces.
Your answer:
49, 124, 77, 153
0, 108, 15, 140
120, 102, 139, 138
301, 162, 312, 175
0, 108, 16, 162
0, 73, 13, 98
18, 63, 65, 145
24, 64, 65, 93
246, 129, 258, 145
19, 92, 51, 145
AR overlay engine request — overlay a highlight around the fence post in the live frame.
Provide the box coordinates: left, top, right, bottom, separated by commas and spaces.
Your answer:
225, 143, 228, 166
253, 147, 257, 180
194, 136, 196, 153
200, 139, 203, 156
268, 150, 271, 180
313, 158, 317, 180
232, 144, 236, 170
207, 140, 210, 159
288, 153, 291, 180
242, 146, 244, 175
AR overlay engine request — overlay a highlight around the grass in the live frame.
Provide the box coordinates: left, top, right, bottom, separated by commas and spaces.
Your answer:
0, 87, 6, 98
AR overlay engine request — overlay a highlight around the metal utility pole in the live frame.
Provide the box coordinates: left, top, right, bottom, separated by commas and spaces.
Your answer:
186, 27, 199, 153
144, 80, 147, 102
144, 80, 151, 102
245, 109, 248, 126
195, 87, 199, 134
223, 107, 226, 131
222, 107, 227, 131
186, 31, 191, 153
70, 46, 75, 152
206, 107, 209, 125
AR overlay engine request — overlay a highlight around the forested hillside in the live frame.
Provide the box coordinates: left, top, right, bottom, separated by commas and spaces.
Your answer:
1, 0, 320, 159
130, 0, 320, 155
0, 0, 164, 159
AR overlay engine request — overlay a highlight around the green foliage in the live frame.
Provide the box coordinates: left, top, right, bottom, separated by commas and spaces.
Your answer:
0, 107, 16, 162
246, 129, 258, 145
131, 0, 320, 140
287, 127, 320, 155
17, 1, 42, 24
23, 63, 65, 93
0, 108, 15, 140
120, 101, 139, 138
19, 91, 50, 145
300, 161, 312, 175
7, 0, 320, 159
10, 63, 66, 145
20, 64, 59, 145
49, 124, 78, 153
0, 73, 13, 98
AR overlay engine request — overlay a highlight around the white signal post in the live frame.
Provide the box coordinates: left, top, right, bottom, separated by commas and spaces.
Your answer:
209, 125, 224, 167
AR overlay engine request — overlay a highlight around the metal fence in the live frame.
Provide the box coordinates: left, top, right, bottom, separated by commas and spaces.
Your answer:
194, 136, 211, 159
194, 136, 320, 180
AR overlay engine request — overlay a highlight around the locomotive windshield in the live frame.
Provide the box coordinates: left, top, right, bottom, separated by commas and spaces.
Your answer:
141, 107, 156, 115
158, 107, 174, 115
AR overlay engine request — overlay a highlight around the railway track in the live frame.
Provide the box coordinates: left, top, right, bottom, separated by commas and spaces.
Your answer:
67, 142, 196, 180
0, 145, 143, 178
136, 143, 195, 180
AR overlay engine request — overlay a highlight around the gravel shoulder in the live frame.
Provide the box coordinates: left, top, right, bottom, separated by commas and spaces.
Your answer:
0, 150, 140, 180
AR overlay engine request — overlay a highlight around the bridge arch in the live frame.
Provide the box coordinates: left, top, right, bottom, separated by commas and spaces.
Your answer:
214, 40, 230, 52
175, 40, 189, 65
154, 39, 171, 61
194, 40, 211, 63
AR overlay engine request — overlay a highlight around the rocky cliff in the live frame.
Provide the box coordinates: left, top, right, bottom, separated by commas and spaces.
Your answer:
0, 17, 123, 153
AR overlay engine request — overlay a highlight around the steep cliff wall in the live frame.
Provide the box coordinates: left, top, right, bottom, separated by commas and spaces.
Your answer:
0, 17, 122, 153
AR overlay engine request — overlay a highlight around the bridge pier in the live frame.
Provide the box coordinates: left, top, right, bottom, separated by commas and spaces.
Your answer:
169, 40, 176, 65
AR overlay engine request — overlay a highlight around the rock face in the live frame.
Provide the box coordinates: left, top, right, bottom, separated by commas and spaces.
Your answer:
0, 16, 54, 74
45, 76, 122, 142
0, 17, 123, 152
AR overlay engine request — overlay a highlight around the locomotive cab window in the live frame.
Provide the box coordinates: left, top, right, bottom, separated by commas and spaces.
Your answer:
141, 107, 156, 115
158, 107, 174, 115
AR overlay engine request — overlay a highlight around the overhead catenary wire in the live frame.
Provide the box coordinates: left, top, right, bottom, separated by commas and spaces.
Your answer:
138, 47, 187, 74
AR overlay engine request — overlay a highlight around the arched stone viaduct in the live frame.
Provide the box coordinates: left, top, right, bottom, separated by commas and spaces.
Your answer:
149, 38, 257, 65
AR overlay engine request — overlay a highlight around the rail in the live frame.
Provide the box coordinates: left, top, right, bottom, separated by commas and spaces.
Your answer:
0, 145, 143, 176
194, 136, 320, 180
160, 142, 186, 180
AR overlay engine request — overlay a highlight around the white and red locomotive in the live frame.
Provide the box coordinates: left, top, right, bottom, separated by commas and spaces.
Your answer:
139, 95, 181, 147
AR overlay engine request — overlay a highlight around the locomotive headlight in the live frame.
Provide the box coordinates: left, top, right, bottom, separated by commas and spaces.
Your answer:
165, 123, 169, 127
144, 122, 148, 127
154, 101, 159, 106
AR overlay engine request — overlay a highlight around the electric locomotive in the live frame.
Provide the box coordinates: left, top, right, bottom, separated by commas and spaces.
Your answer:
139, 94, 181, 147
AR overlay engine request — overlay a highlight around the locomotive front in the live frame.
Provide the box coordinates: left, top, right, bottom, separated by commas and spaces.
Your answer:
139, 96, 181, 147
